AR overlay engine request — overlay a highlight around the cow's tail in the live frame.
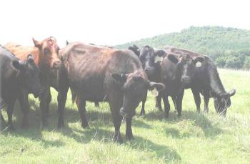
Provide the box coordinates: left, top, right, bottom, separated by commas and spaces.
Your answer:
71, 88, 77, 104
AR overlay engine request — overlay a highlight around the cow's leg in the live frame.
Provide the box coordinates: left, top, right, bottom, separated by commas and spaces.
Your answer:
57, 87, 69, 128
176, 89, 184, 117
203, 91, 210, 113
94, 102, 99, 107
18, 90, 30, 128
155, 94, 163, 111
140, 91, 147, 116
0, 98, 6, 124
162, 94, 170, 118
40, 87, 51, 127
76, 98, 89, 128
0, 110, 5, 130
112, 111, 122, 143
171, 96, 177, 111
0, 110, 5, 124
191, 88, 201, 113
108, 92, 123, 143
57, 66, 69, 128
7, 102, 15, 130
126, 117, 134, 140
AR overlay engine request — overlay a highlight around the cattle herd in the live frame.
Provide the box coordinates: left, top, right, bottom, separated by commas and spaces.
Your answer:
0, 37, 236, 142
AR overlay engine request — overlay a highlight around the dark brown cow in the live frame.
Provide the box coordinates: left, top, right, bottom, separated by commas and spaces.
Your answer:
4, 37, 61, 126
57, 42, 164, 142
0, 46, 41, 129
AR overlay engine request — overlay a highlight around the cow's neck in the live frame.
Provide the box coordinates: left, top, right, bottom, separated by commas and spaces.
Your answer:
207, 64, 226, 95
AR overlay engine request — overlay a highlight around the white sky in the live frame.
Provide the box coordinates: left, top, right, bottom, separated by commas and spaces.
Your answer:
0, 0, 249, 47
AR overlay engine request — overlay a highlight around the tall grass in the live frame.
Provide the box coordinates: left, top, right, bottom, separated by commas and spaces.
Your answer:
0, 69, 249, 164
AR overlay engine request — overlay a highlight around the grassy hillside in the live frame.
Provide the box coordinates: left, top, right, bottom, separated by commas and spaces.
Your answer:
0, 69, 250, 164
117, 26, 250, 69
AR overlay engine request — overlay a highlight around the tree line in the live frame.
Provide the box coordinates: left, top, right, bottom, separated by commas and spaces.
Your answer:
116, 26, 250, 69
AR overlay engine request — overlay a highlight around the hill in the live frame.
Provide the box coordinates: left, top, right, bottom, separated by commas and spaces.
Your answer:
116, 26, 250, 69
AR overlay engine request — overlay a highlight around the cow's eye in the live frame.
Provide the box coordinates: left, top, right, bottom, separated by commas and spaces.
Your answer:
44, 48, 50, 55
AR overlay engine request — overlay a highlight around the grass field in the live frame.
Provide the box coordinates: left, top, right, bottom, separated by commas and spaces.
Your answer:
0, 69, 249, 164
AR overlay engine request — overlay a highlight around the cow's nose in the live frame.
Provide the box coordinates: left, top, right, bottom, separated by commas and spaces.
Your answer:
145, 67, 153, 72
53, 61, 61, 69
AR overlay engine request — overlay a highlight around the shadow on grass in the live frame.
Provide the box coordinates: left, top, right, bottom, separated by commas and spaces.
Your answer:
126, 135, 181, 162
144, 110, 223, 138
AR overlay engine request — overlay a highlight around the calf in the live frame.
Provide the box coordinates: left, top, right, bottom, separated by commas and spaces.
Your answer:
57, 42, 164, 142
0, 46, 41, 129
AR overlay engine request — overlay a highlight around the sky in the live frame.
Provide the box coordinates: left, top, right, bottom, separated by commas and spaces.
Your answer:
0, 0, 249, 47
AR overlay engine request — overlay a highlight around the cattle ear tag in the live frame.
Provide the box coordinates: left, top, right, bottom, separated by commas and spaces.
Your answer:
154, 55, 164, 63
196, 62, 202, 67
151, 88, 159, 96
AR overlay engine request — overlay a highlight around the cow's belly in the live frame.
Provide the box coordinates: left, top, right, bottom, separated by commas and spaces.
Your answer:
70, 75, 106, 102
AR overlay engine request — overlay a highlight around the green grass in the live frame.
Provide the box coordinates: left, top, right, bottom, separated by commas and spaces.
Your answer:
0, 69, 250, 164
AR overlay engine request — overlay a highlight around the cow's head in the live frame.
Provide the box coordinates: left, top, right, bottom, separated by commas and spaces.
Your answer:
12, 55, 42, 98
33, 36, 61, 70
112, 71, 165, 118
212, 89, 236, 116
138, 46, 166, 77
168, 54, 204, 87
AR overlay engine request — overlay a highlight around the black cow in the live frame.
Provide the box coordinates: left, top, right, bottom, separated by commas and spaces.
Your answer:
129, 45, 203, 117
0, 46, 41, 129
164, 46, 236, 116
129, 45, 165, 115
57, 42, 165, 142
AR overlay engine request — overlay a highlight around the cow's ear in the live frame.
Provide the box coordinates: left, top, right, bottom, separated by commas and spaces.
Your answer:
168, 54, 179, 64
148, 82, 165, 91
154, 50, 166, 63
32, 38, 41, 48
193, 56, 204, 63
112, 74, 127, 83
12, 60, 24, 71
228, 89, 236, 97
128, 45, 140, 56
66, 40, 69, 46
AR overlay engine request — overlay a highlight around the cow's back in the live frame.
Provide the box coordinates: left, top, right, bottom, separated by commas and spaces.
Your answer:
61, 43, 142, 101
4, 43, 40, 66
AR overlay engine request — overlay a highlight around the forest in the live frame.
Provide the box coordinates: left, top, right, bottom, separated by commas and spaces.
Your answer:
117, 26, 250, 69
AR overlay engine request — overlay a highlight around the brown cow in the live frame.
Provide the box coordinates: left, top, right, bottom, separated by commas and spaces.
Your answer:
57, 42, 165, 142
4, 37, 62, 126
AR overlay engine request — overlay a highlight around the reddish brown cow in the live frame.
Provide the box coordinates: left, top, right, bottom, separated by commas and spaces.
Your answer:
4, 37, 62, 127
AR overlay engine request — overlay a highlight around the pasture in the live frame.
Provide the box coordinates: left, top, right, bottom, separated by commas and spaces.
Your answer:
0, 69, 249, 164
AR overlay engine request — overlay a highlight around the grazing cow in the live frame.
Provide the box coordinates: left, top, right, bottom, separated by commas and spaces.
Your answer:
164, 46, 236, 116
4, 37, 61, 126
57, 42, 165, 142
0, 46, 41, 129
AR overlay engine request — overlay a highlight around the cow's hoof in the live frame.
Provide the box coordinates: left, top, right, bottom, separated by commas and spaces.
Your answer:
126, 134, 134, 140
140, 112, 145, 116
57, 122, 65, 129
7, 124, 15, 131
21, 123, 29, 129
82, 124, 90, 129
40, 122, 49, 129
113, 135, 123, 143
